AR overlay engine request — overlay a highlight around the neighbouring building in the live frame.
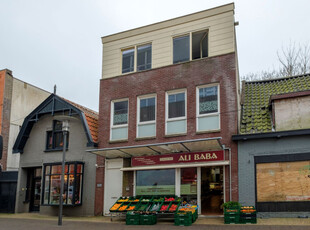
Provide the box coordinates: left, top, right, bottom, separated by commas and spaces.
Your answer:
91, 3, 240, 216
0, 69, 50, 213
13, 94, 98, 216
233, 74, 310, 217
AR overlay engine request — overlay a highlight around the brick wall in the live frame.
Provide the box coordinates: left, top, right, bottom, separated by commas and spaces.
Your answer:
0, 70, 13, 171
96, 53, 239, 211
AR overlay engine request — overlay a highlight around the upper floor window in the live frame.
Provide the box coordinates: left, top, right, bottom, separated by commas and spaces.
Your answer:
173, 35, 190, 64
166, 89, 187, 135
173, 30, 208, 64
137, 95, 156, 138
111, 99, 129, 140
137, 44, 152, 71
196, 84, 220, 132
122, 44, 152, 74
122, 48, 135, 73
46, 120, 69, 151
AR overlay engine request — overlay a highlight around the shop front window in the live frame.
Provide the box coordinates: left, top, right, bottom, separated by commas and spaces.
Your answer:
181, 168, 197, 204
42, 162, 84, 206
136, 169, 175, 195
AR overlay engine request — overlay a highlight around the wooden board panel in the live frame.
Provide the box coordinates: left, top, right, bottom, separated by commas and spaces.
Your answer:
256, 161, 310, 202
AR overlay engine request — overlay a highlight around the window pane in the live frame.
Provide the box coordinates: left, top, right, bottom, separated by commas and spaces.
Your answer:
137, 44, 152, 71
54, 121, 63, 131
43, 175, 50, 204
181, 168, 197, 204
198, 115, 219, 131
168, 92, 185, 118
137, 123, 156, 138
46, 131, 53, 149
140, 97, 155, 122
54, 132, 64, 148
166, 119, 186, 134
75, 174, 82, 204
173, 35, 189, 64
51, 165, 62, 174
113, 101, 128, 125
192, 31, 208, 60
76, 164, 83, 174
67, 174, 74, 205
136, 169, 175, 195
50, 175, 61, 204
199, 86, 218, 114
122, 48, 134, 73
111, 126, 128, 140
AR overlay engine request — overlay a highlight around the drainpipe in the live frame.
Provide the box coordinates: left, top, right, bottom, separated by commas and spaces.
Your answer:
223, 146, 232, 201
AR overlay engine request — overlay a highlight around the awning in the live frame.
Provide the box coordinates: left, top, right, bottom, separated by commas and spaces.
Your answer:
87, 137, 223, 159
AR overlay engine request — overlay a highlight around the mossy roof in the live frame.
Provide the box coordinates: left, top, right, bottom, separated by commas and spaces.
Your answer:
240, 74, 310, 134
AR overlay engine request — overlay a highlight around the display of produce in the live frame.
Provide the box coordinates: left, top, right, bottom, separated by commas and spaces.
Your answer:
119, 204, 129, 211
128, 198, 140, 202
165, 197, 175, 201
141, 198, 151, 202
160, 204, 169, 211
240, 206, 256, 213
152, 197, 164, 202
169, 204, 178, 212
118, 197, 129, 202
127, 205, 136, 211
150, 203, 161, 211
110, 203, 121, 211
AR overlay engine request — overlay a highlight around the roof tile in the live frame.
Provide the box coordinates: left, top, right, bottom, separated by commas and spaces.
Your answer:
241, 74, 310, 134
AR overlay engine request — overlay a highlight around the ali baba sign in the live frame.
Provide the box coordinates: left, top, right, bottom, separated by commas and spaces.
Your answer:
131, 150, 224, 167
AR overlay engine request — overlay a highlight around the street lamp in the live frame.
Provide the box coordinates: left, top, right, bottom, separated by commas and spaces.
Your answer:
58, 120, 69, 226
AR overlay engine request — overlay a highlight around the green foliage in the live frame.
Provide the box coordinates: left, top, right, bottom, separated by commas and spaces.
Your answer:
223, 201, 241, 209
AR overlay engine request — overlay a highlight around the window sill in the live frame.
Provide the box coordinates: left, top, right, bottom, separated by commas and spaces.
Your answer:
196, 129, 221, 135
44, 148, 68, 153
164, 133, 187, 138
135, 136, 156, 141
109, 139, 128, 144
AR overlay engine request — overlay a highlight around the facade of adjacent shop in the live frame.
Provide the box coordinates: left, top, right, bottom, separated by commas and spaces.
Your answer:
13, 94, 98, 216
93, 3, 240, 216
0, 69, 50, 213
233, 75, 310, 217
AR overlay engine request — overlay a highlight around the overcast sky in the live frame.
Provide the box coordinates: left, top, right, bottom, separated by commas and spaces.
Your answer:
1, 0, 309, 111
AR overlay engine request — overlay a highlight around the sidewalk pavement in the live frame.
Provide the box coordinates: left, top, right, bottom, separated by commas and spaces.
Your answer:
1, 213, 310, 226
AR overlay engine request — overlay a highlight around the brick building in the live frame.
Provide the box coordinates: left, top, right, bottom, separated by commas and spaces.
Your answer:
91, 3, 240, 216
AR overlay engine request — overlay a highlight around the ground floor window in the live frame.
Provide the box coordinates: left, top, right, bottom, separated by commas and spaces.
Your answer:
42, 162, 84, 206
257, 161, 310, 202
136, 169, 175, 195
181, 168, 197, 204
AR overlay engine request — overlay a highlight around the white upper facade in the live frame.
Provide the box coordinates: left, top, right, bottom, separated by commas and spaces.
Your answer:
101, 3, 236, 79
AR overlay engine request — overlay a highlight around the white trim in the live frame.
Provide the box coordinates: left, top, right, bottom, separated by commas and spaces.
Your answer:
133, 170, 136, 196
110, 98, 129, 141
196, 84, 220, 132
175, 168, 181, 196
120, 160, 229, 171
165, 88, 187, 135
197, 167, 201, 214
121, 43, 152, 75
136, 94, 157, 138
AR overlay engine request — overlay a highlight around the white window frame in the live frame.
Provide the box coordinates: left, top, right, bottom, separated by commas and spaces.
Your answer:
121, 43, 152, 75
196, 83, 220, 132
136, 94, 157, 138
110, 98, 129, 141
165, 88, 187, 135
172, 28, 209, 64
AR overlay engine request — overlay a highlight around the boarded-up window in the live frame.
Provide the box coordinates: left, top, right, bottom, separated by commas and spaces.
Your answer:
256, 161, 310, 202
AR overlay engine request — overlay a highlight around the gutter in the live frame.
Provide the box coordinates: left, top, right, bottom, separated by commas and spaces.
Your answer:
232, 129, 310, 141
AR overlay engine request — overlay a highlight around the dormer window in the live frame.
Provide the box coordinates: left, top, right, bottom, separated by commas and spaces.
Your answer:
46, 120, 69, 151
122, 44, 152, 74
173, 30, 208, 64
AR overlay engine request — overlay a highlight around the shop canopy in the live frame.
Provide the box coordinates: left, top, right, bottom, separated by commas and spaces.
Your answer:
87, 137, 223, 159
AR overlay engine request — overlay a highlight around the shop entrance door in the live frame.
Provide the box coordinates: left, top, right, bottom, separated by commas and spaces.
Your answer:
29, 168, 42, 212
200, 166, 223, 215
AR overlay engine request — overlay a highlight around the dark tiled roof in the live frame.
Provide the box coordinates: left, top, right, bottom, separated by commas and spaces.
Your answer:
240, 74, 310, 134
